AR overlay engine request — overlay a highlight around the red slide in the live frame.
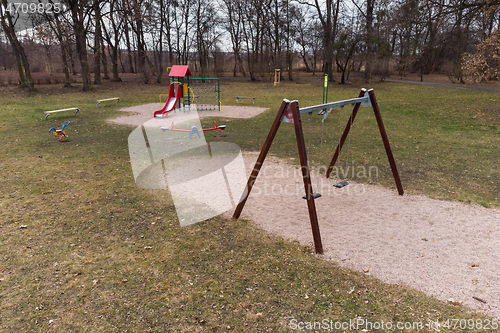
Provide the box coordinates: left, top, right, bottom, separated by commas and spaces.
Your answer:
153, 83, 183, 118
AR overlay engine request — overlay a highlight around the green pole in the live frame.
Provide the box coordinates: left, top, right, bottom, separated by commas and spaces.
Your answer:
187, 75, 190, 107
180, 77, 184, 109
217, 78, 220, 112
323, 74, 328, 104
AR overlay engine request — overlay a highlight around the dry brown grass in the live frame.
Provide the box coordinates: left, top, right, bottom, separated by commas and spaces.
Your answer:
0, 78, 496, 331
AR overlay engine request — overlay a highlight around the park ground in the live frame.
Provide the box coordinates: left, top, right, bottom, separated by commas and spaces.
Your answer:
0, 74, 499, 331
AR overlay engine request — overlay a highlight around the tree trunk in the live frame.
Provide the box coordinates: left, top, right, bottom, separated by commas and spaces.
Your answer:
68, 0, 92, 91
156, 0, 165, 83
66, 43, 77, 75
132, 0, 149, 84
0, 1, 35, 91
125, 24, 135, 73
45, 12, 72, 87
314, 0, 339, 82
101, 39, 110, 80
93, 0, 102, 84
365, 0, 374, 83
61, 42, 72, 87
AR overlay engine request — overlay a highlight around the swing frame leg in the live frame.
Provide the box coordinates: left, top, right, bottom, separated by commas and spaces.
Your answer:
233, 100, 324, 254
326, 89, 364, 179
291, 101, 323, 254
325, 89, 404, 196
232, 101, 287, 220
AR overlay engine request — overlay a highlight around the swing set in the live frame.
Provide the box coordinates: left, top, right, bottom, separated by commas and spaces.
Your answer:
232, 88, 404, 254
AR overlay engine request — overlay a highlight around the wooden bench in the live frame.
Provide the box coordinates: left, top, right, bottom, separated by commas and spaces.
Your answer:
235, 96, 256, 104
96, 97, 120, 108
44, 108, 80, 120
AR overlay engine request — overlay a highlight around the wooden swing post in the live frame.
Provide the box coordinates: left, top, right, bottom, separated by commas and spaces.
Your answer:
232, 99, 323, 254
325, 88, 404, 195
325, 89, 365, 178
233, 88, 403, 255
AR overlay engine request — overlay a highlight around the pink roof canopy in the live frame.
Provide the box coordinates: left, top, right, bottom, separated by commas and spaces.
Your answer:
169, 65, 192, 77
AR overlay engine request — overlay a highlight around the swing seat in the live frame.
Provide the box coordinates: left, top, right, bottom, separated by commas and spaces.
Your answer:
302, 193, 322, 200
334, 181, 349, 188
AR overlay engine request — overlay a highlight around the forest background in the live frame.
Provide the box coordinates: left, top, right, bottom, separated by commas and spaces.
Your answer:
1, 0, 500, 91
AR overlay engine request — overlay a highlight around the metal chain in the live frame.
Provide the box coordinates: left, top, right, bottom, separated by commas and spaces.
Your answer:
344, 107, 354, 180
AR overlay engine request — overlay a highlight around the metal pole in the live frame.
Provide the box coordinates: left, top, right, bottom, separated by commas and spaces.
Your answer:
217, 78, 220, 112
323, 74, 328, 104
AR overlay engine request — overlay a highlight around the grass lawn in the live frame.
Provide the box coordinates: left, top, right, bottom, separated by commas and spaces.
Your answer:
0, 76, 498, 331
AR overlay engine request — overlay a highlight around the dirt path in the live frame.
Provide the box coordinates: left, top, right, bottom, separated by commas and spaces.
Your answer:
110, 103, 500, 319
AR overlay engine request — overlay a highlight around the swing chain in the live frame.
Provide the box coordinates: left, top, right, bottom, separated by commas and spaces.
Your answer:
344, 106, 354, 181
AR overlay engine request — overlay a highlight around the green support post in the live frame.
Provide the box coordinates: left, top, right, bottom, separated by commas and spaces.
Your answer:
323, 74, 328, 104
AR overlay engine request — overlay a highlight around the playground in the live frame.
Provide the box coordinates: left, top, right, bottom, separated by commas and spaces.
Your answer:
109, 93, 500, 319
1, 74, 499, 330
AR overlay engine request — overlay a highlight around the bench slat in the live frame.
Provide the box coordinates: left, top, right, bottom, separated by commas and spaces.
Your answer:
97, 97, 120, 102
235, 96, 256, 104
96, 97, 121, 107
44, 108, 80, 119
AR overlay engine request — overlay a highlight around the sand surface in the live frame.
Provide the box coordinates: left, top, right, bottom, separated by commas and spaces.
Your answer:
110, 103, 500, 319
236, 154, 500, 319
109, 103, 268, 126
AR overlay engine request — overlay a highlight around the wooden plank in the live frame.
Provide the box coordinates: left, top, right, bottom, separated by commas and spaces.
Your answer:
96, 97, 120, 107
291, 101, 323, 254
367, 89, 404, 195
235, 96, 256, 104
233, 100, 288, 219
44, 108, 80, 119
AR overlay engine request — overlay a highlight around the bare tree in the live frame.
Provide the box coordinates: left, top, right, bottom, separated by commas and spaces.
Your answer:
155, 0, 165, 83
334, 30, 361, 84
194, 0, 219, 76
66, 0, 93, 91
241, 0, 270, 80
300, 0, 341, 80
222, 0, 246, 76
93, 0, 102, 84
295, 6, 313, 72
102, 0, 124, 81
101, 35, 109, 79
41, 3, 73, 86
0, 0, 35, 90
128, 0, 150, 83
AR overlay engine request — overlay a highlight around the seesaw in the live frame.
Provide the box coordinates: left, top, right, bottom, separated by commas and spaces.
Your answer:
49, 121, 71, 142
161, 120, 226, 139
